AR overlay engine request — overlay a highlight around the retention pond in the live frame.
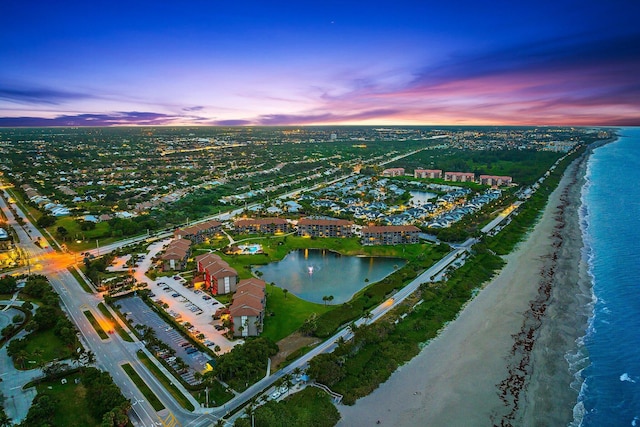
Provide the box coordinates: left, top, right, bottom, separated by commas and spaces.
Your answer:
256, 248, 405, 304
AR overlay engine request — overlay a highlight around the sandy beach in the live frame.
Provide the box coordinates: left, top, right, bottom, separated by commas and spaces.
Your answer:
338, 150, 593, 427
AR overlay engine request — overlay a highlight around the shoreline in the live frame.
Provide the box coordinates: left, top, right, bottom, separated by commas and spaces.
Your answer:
517, 138, 615, 426
337, 143, 605, 427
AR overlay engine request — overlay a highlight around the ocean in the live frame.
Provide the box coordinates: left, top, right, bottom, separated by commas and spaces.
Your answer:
574, 127, 640, 426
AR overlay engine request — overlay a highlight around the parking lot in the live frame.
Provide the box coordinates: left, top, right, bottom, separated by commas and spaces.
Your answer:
117, 296, 210, 385
120, 240, 240, 355
149, 277, 238, 354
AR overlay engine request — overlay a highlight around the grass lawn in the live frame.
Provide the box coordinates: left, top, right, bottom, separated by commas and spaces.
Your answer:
83, 310, 109, 339
263, 285, 331, 342
5, 187, 42, 222
121, 363, 165, 411
44, 216, 131, 252
35, 373, 100, 427
136, 350, 195, 411
247, 387, 340, 427
98, 303, 133, 342
22, 328, 73, 368
192, 378, 234, 406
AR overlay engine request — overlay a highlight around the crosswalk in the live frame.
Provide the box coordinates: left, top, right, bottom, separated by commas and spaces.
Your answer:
159, 412, 182, 427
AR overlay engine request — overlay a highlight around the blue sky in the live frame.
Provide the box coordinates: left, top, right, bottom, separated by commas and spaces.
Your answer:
1, 0, 638, 126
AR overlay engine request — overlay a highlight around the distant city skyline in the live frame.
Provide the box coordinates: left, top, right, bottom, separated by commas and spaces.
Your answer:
1, 1, 639, 127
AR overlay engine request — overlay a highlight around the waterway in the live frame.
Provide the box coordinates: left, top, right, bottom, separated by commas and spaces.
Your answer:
256, 249, 405, 304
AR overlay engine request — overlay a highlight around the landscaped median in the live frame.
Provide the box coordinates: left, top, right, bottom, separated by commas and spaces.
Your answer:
98, 302, 133, 342
121, 363, 165, 411
136, 350, 195, 411
68, 267, 93, 293
82, 310, 109, 339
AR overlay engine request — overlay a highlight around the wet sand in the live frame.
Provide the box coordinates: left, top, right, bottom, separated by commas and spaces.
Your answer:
338, 151, 593, 427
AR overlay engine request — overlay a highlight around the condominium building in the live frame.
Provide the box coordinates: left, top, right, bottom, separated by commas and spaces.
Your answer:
414, 169, 442, 179
160, 238, 191, 271
381, 167, 405, 177
479, 175, 513, 186
174, 219, 222, 244
229, 278, 266, 337
361, 225, 421, 245
297, 217, 353, 238
194, 253, 238, 295
444, 171, 475, 182
234, 217, 289, 234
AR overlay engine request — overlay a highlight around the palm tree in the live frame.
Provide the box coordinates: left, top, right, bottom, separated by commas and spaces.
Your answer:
322, 295, 328, 306
31, 348, 44, 368
292, 367, 303, 378
82, 350, 96, 367
71, 347, 84, 367
283, 289, 289, 299
327, 295, 334, 305
246, 398, 258, 427
283, 374, 294, 397
0, 412, 13, 427
14, 350, 27, 369
364, 311, 373, 324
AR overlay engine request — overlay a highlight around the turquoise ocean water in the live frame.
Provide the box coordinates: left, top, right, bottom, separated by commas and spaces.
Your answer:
573, 128, 640, 426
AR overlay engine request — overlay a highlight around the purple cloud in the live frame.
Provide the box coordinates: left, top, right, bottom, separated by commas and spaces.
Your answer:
212, 119, 253, 126
410, 32, 640, 89
182, 106, 205, 112
256, 109, 401, 125
0, 111, 183, 127
0, 86, 92, 105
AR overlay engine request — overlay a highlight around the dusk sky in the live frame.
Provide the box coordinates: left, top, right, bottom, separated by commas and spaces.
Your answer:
1, 1, 639, 127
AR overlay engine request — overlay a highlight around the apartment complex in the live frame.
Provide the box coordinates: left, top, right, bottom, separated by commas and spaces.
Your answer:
444, 171, 476, 182
160, 238, 191, 271
414, 169, 442, 179
229, 278, 266, 337
361, 225, 421, 245
194, 253, 238, 295
479, 175, 513, 186
174, 219, 222, 244
234, 217, 289, 234
381, 167, 405, 177
297, 217, 354, 238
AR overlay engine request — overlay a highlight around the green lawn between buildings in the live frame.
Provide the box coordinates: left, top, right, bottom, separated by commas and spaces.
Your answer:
262, 285, 331, 342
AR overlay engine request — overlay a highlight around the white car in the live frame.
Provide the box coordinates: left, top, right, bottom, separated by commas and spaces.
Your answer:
270, 391, 281, 400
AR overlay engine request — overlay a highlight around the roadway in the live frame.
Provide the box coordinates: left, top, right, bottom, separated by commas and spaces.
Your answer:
1, 189, 215, 427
